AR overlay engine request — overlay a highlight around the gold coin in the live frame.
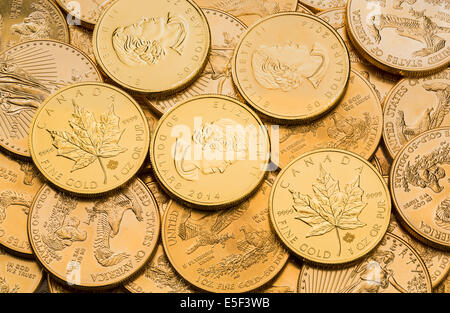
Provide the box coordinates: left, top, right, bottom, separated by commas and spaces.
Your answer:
136, 97, 160, 173
150, 95, 270, 210
29, 83, 149, 196
68, 25, 95, 62
125, 243, 196, 293
298, 232, 432, 293
144, 8, 246, 116
28, 179, 160, 289
435, 274, 450, 293
0, 152, 44, 256
161, 180, 289, 293
270, 149, 391, 265
373, 144, 392, 185
140, 173, 170, 217
232, 13, 350, 123
299, 0, 346, 12
259, 258, 301, 293
388, 214, 450, 287
0, 40, 103, 158
56, 0, 112, 27
317, 7, 400, 102
193, 0, 298, 26
0, 247, 43, 293
93, 0, 211, 95
346, 0, 450, 77
0, 0, 69, 52
390, 127, 450, 250
274, 70, 382, 169
383, 69, 450, 158
47, 274, 124, 293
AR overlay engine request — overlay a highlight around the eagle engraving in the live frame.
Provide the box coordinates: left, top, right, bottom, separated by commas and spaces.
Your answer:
178, 201, 250, 254
368, 8, 450, 57
209, 0, 280, 18
0, 191, 32, 224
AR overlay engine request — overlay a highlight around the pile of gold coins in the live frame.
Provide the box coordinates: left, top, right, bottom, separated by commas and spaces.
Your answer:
0, 0, 448, 294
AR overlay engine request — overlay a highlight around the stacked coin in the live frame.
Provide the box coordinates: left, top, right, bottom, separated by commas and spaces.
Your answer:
0, 0, 448, 294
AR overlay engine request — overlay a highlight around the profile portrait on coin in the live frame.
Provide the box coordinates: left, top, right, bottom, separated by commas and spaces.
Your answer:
173, 118, 248, 181
251, 42, 329, 92
112, 13, 187, 67
10, 4, 51, 41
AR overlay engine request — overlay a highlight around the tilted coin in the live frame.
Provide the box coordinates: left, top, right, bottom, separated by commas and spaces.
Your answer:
317, 7, 399, 102
47, 274, 124, 293
383, 69, 450, 158
162, 180, 289, 293
390, 127, 450, 250
28, 179, 160, 289
125, 243, 195, 293
29, 83, 149, 196
0, 0, 69, 51
0, 40, 103, 158
93, 0, 211, 95
193, 0, 298, 26
0, 247, 43, 293
299, 0, 346, 12
232, 13, 350, 123
346, 0, 450, 77
0, 152, 44, 256
259, 258, 301, 293
298, 233, 432, 293
145, 8, 246, 115
56, 0, 112, 27
274, 70, 382, 169
150, 95, 270, 210
68, 25, 95, 62
388, 214, 450, 287
270, 149, 391, 265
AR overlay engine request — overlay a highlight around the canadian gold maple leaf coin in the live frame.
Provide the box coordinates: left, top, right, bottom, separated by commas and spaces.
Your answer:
390, 127, 450, 250
0, 152, 44, 256
269, 149, 391, 265
150, 95, 271, 210
0, 247, 43, 293
383, 68, 450, 159
298, 233, 432, 293
232, 12, 350, 123
28, 179, 160, 290
93, 0, 211, 95
161, 180, 289, 293
346, 0, 450, 77
29, 82, 150, 196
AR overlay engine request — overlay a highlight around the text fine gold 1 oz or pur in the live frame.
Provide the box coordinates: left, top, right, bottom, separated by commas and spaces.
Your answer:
29, 82, 149, 196
270, 149, 391, 265
232, 12, 350, 123
0, 40, 103, 158
390, 127, 450, 251
150, 95, 271, 210
28, 179, 160, 289
162, 180, 289, 293
346, 0, 450, 77
93, 0, 211, 95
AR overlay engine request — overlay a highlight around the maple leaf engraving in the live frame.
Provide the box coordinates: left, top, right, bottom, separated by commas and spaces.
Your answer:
290, 165, 367, 256
47, 100, 127, 184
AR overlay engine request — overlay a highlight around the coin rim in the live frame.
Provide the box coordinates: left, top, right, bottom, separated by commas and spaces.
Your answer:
149, 94, 271, 210
92, 0, 211, 95
389, 127, 450, 250
345, 0, 450, 77
269, 148, 392, 265
296, 232, 433, 293
28, 82, 149, 196
232, 12, 351, 123
27, 178, 161, 290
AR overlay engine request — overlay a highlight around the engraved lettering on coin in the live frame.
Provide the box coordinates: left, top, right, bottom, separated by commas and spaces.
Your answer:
252, 43, 329, 91
112, 14, 188, 67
